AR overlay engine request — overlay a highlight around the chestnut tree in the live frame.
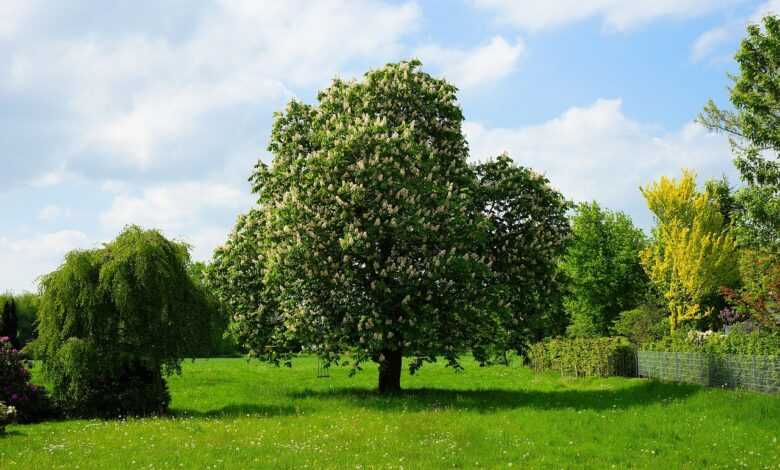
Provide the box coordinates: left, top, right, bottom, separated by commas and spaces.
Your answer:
209, 61, 569, 392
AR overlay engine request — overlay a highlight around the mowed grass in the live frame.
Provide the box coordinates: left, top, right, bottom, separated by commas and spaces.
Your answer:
1, 357, 778, 469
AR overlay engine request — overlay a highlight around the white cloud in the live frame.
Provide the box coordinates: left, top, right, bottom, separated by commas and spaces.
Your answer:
750, 0, 780, 21
185, 226, 235, 262
100, 181, 250, 264
28, 166, 80, 188
37, 205, 72, 223
692, 26, 733, 62
416, 36, 524, 89
4, 0, 420, 170
471, 0, 742, 32
100, 181, 250, 233
465, 98, 736, 228
0, 230, 91, 292
691, 0, 780, 62
0, 0, 37, 40
99, 179, 129, 194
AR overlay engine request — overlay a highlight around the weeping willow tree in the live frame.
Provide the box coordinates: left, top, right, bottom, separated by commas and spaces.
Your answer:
32, 226, 213, 417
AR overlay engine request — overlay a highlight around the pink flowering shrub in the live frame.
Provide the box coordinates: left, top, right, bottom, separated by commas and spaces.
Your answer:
0, 336, 55, 423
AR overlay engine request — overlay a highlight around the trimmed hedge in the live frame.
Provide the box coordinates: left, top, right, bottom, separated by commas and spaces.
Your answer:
643, 329, 780, 355
528, 337, 636, 377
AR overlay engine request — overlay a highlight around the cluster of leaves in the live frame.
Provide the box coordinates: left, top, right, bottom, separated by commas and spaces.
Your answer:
640, 170, 739, 331
717, 307, 749, 326
699, 15, 780, 253
722, 251, 780, 330
187, 262, 240, 357
0, 337, 54, 423
644, 328, 780, 355
527, 337, 636, 377
561, 202, 648, 337
471, 154, 571, 353
612, 304, 667, 346
207, 61, 570, 390
31, 226, 214, 417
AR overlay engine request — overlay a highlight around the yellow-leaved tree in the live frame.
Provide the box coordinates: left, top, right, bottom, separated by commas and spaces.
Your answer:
640, 170, 739, 330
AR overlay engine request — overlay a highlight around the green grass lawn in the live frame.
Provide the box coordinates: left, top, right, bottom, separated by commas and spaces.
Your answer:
1, 357, 778, 469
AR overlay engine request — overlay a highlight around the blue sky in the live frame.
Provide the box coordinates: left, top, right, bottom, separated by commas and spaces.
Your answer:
1, 0, 776, 292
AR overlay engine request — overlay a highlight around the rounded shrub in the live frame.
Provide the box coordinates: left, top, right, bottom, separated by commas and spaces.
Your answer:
32, 226, 214, 418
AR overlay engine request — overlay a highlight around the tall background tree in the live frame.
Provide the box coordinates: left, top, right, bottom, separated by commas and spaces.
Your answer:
640, 170, 739, 331
699, 14, 780, 254
0, 298, 19, 348
561, 202, 648, 337
32, 226, 214, 416
187, 261, 238, 357
699, 14, 780, 331
471, 154, 570, 356
0, 293, 41, 349
208, 61, 570, 393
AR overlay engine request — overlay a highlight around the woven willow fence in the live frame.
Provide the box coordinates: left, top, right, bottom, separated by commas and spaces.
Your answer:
637, 351, 780, 393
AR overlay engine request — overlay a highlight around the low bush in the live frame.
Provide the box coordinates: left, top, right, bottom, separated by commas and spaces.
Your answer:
643, 329, 780, 355
49, 346, 170, 418
0, 337, 56, 423
528, 337, 636, 377
612, 304, 667, 346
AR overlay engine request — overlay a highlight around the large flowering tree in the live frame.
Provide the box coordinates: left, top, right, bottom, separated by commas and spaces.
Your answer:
209, 61, 569, 392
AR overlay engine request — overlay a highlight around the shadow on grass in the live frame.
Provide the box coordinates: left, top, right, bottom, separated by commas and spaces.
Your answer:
171, 403, 298, 418
287, 380, 702, 413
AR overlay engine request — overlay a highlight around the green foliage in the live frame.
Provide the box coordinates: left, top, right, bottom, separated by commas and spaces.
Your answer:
723, 250, 780, 330
527, 337, 636, 377
699, 15, 780, 252
612, 305, 667, 346
565, 313, 600, 338
32, 226, 214, 417
640, 170, 739, 330
644, 329, 780, 355
0, 298, 18, 347
471, 154, 571, 351
0, 293, 40, 349
208, 61, 570, 392
187, 261, 240, 357
561, 202, 648, 336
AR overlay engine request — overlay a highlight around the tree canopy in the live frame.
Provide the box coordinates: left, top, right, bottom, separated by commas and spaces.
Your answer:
208, 61, 570, 392
640, 170, 739, 331
699, 14, 780, 253
561, 202, 648, 337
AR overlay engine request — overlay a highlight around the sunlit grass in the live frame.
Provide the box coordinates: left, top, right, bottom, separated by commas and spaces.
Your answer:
1, 357, 778, 469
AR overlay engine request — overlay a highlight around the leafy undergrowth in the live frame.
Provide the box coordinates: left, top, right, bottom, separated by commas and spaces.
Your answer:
1, 357, 778, 469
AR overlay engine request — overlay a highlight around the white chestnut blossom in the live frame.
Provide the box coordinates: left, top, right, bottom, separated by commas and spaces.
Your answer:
207, 61, 570, 388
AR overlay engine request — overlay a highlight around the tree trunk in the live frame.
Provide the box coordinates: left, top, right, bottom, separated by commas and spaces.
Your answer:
378, 349, 402, 394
